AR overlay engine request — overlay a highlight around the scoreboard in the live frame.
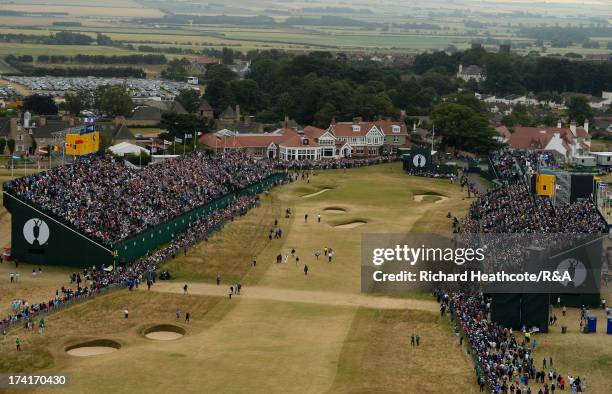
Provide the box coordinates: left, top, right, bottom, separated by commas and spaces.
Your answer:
65, 125, 99, 156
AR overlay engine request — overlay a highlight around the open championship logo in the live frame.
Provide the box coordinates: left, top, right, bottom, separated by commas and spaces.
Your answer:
412, 154, 427, 168
556, 258, 587, 288
23, 218, 50, 246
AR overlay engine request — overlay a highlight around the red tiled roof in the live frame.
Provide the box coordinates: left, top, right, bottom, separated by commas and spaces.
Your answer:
199, 132, 284, 149
279, 129, 320, 148
199, 128, 321, 149
303, 126, 325, 139
508, 127, 576, 150
329, 121, 407, 137
495, 126, 511, 139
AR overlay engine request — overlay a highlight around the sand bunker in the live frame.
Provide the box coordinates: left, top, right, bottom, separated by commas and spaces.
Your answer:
66, 340, 120, 357
302, 188, 331, 198
67, 346, 118, 357
334, 221, 366, 229
144, 325, 185, 341
323, 207, 346, 213
145, 331, 184, 340
413, 194, 449, 203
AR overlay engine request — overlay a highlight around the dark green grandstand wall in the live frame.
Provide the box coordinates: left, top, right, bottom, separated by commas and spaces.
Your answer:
490, 293, 550, 332
3, 191, 114, 268
4, 172, 287, 268
113, 172, 287, 263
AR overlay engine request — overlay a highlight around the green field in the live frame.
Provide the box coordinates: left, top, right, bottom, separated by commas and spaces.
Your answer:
1, 163, 611, 393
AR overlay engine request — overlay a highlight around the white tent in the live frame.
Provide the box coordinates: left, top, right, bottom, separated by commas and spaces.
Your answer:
108, 142, 150, 157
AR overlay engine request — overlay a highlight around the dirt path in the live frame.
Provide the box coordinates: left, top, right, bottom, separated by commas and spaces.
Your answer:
148, 282, 437, 312
302, 188, 331, 198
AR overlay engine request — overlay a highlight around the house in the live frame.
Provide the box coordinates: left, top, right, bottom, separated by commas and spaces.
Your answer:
456, 64, 484, 82
216, 105, 263, 133
200, 117, 408, 161
197, 99, 214, 119
325, 118, 410, 156
200, 128, 333, 160
0, 117, 21, 154
188, 56, 221, 75
30, 116, 74, 152
95, 117, 136, 145
593, 116, 612, 133
0, 118, 17, 153
199, 127, 350, 161
228, 61, 251, 79
127, 100, 188, 126
507, 121, 591, 162
494, 126, 511, 144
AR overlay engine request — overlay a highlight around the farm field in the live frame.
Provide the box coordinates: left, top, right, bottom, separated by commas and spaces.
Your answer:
0, 4, 164, 18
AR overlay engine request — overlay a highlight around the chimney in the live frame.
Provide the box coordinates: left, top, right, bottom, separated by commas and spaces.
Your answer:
38, 116, 46, 127
114, 116, 126, 127
412, 121, 417, 133
557, 120, 562, 129
385, 116, 392, 122
23, 111, 31, 128
235, 105, 241, 121
584, 120, 589, 134
458, 64, 463, 73
569, 120, 577, 136
245, 115, 252, 126
399, 109, 406, 121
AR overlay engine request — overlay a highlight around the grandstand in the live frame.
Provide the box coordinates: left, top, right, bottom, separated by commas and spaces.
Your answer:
460, 150, 608, 331
2, 151, 286, 267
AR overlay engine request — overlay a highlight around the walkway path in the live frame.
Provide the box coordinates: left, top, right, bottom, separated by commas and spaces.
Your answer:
465, 172, 490, 194
148, 282, 438, 312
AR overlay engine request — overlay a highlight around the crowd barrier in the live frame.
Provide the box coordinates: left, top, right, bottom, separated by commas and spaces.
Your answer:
1, 283, 124, 333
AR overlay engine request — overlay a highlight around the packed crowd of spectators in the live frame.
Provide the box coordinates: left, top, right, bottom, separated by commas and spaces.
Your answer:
439, 290, 583, 393
1, 195, 259, 331
465, 149, 605, 235
449, 149, 602, 392
5, 151, 275, 246
490, 150, 557, 183
275, 156, 396, 170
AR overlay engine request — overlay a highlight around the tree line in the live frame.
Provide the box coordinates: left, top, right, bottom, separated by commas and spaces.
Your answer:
413, 48, 612, 96
0, 31, 96, 45
4, 59, 146, 78
36, 54, 167, 65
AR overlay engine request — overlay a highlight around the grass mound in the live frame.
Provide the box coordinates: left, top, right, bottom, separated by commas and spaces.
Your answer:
65, 339, 121, 356
334, 220, 367, 229
143, 324, 186, 336
323, 206, 347, 213
65, 339, 122, 352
